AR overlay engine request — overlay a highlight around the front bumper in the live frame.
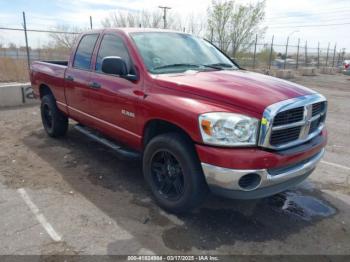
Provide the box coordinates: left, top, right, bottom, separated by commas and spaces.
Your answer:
201, 148, 325, 199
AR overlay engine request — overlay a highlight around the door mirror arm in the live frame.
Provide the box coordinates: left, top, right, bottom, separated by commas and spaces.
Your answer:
121, 74, 139, 82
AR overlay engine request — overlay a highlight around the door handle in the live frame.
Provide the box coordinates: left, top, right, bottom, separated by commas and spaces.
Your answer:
65, 75, 74, 81
89, 82, 101, 89
133, 90, 146, 97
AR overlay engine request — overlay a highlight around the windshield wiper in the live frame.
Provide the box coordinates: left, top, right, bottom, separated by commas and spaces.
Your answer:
152, 63, 223, 71
153, 63, 201, 70
205, 63, 235, 69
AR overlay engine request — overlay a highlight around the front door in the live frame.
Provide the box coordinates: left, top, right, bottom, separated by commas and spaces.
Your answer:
88, 33, 144, 148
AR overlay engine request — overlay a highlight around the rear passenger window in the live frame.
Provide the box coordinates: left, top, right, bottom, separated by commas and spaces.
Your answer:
95, 34, 132, 72
73, 34, 98, 70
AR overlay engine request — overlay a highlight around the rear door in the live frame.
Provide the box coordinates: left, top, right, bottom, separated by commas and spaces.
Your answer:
65, 33, 99, 123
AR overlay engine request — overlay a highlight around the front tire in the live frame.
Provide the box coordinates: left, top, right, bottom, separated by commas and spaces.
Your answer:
41, 94, 68, 137
143, 133, 208, 213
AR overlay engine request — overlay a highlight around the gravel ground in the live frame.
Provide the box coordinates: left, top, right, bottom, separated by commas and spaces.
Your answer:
0, 73, 349, 257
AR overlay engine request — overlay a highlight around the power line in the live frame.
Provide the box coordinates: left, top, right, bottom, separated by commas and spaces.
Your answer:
0, 27, 80, 34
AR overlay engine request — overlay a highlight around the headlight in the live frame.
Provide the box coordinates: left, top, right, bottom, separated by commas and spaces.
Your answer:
199, 112, 259, 146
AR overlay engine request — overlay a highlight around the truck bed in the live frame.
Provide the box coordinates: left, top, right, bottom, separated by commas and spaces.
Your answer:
41, 60, 68, 66
31, 60, 68, 75
30, 60, 68, 103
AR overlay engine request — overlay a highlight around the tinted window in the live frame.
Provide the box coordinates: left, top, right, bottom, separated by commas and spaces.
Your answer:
73, 34, 98, 70
96, 34, 131, 72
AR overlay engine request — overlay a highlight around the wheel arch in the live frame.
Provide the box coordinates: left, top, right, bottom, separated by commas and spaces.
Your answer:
142, 119, 197, 148
39, 84, 54, 99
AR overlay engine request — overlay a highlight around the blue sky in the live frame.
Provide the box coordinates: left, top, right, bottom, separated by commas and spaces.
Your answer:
0, 0, 349, 51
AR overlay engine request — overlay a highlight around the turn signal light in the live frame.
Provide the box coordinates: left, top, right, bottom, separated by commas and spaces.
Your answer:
201, 119, 212, 136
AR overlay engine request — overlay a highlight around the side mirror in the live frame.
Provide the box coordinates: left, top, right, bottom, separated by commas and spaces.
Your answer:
101, 56, 138, 81
102, 56, 127, 75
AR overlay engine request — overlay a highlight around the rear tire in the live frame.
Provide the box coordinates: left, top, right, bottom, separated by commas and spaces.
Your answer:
143, 133, 208, 213
41, 94, 68, 137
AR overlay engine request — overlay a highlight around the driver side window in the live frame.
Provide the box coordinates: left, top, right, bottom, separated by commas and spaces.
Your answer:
95, 34, 132, 73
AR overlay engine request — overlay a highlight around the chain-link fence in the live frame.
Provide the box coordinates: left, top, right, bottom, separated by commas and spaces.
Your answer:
0, 13, 348, 83
0, 46, 71, 60
0, 24, 77, 82
232, 40, 347, 71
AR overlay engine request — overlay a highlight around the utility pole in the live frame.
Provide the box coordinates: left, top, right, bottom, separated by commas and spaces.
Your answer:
268, 35, 274, 70
317, 42, 320, 68
332, 43, 337, 67
90, 16, 93, 30
158, 6, 171, 29
305, 40, 308, 67
296, 38, 300, 70
252, 34, 257, 69
283, 36, 289, 70
326, 42, 330, 67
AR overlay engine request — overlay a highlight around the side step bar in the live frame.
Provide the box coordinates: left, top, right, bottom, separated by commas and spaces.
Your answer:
74, 124, 141, 160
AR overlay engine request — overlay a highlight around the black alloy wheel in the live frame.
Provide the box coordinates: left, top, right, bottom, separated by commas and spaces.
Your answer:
143, 133, 208, 213
151, 150, 185, 201
42, 103, 53, 130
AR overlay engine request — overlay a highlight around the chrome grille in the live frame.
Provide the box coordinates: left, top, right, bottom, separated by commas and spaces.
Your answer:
258, 94, 327, 150
309, 113, 326, 134
273, 107, 304, 126
270, 126, 302, 146
312, 102, 325, 116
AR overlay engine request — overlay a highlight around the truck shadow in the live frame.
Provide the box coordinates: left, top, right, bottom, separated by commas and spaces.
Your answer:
22, 126, 336, 253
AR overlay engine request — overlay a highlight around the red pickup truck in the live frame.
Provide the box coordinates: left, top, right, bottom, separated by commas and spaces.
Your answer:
31, 28, 327, 213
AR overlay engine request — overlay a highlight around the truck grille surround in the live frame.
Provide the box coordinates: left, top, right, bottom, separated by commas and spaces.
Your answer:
258, 94, 327, 150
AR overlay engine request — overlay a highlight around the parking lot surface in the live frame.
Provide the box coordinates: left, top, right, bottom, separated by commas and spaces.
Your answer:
0, 74, 349, 256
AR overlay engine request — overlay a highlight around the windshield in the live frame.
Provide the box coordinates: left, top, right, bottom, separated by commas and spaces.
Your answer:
130, 32, 238, 74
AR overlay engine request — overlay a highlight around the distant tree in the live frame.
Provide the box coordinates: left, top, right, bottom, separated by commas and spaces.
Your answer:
166, 12, 184, 31
101, 10, 164, 28
101, 9, 186, 30
185, 13, 206, 36
48, 25, 81, 49
257, 46, 276, 64
207, 0, 266, 55
19, 45, 31, 51
230, 1, 266, 56
207, 0, 233, 53
99, 3, 266, 56
101, 11, 136, 27
141, 10, 163, 28
8, 42, 17, 49
0, 34, 4, 47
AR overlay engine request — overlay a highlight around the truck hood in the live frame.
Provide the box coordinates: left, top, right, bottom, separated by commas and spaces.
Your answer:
153, 70, 315, 114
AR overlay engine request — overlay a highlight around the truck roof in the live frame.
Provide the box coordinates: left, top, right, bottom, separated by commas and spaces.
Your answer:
88, 27, 188, 35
